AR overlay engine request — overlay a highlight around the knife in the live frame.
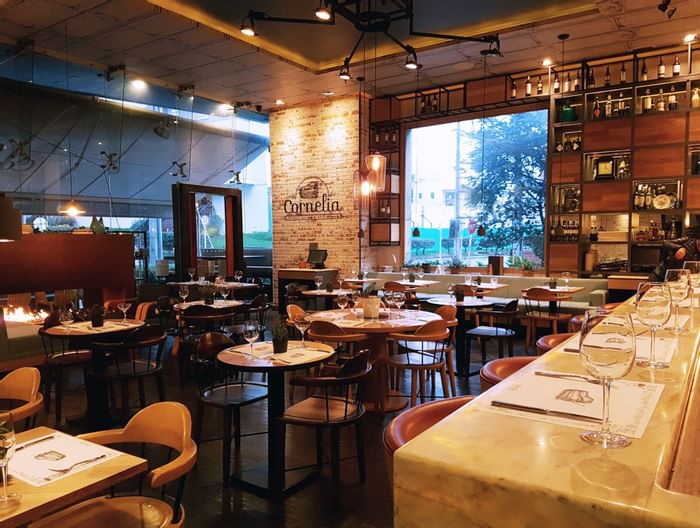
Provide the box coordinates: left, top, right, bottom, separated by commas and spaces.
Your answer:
491, 400, 602, 423
16, 435, 54, 451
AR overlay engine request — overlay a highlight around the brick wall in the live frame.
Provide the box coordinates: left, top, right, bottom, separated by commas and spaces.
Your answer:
269, 95, 364, 303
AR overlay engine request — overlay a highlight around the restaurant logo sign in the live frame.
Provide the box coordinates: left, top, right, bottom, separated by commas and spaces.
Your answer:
283, 176, 343, 221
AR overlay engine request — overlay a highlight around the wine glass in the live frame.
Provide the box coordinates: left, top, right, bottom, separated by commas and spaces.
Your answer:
447, 283, 455, 301
352, 292, 361, 314
0, 413, 19, 508
665, 269, 691, 334
187, 267, 196, 282
464, 274, 472, 285
417, 270, 425, 280
179, 285, 189, 303
683, 261, 700, 309
579, 314, 636, 448
561, 272, 571, 288
234, 270, 243, 282
219, 285, 229, 301
59, 310, 74, 333
243, 320, 260, 356
293, 313, 311, 347
635, 282, 672, 369
117, 302, 131, 324
337, 294, 349, 311
384, 291, 394, 318
400, 267, 408, 281
393, 291, 405, 312
314, 275, 323, 290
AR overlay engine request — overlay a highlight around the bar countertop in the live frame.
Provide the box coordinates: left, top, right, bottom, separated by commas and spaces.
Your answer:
394, 305, 700, 527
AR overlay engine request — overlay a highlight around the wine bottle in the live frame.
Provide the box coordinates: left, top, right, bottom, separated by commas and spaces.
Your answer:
536, 75, 543, 95
643, 88, 652, 113
511, 80, 517, 99
657, 56, 665, 78
620, 62, 627, 84
668, 86, 677, 110
592, 96, 601, 119
692, 88, 700, 109
604, 94, 613, 118
564, 72, 571, 93
553, 72, 560, 94
604, 66, 611, 86
673, 55, 681, 76
587, 67, 596, 88
525, 75, 532, 96
616, 92, 625, 116
657, 88, 666, 112
431, 94, 438, 111
641, 59, 648, 81
574, 70, 581, 91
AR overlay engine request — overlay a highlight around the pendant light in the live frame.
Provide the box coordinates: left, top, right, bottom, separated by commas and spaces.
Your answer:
411, 64, 421, 238
58, 26, 85, 217
0, 194, 22, 241
476, 54, 488, 237
364, 27, 387, 192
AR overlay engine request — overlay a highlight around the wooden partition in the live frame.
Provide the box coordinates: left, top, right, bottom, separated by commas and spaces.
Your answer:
0, 233, 135, 305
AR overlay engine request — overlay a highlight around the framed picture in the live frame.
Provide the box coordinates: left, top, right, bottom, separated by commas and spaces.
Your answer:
595, 157, 615, 180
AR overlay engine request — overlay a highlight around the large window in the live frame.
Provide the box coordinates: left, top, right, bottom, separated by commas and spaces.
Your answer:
406, 108, 548, 268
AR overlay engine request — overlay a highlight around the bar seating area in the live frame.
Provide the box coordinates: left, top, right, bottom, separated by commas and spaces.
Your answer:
1, 2, 700, 527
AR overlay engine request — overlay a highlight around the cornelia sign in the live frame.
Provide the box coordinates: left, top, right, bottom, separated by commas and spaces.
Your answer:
283, 176, 343, 221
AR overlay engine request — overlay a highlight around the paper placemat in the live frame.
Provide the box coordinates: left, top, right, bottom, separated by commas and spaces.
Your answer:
634, 336, 677, 364
484, 370, 664, 438
10, 432, 120, 487
631, 313, 690, 330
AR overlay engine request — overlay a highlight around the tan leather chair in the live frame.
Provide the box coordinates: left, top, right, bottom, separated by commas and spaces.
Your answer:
536, 332, 577, 355
480, 356, 537, 391
0, 367, 43, 430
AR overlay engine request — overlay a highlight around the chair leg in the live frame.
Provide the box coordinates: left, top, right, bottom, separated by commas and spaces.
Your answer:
43, 367, 53, 412
446, 350, 457, 397
440, 367, 450, 399
137, 378, 146, 410
419, 371, 426, 404
497, 337, 504, 359
410, 370, 418, 407
508, 336, 514, 358
525, 320, 531, 354
330, 427, 341, 508
223, 407, 233, 487
464, 337, 472, 377
193, 401, 204, 445
355, 419, 366, 483
54, 365, 64, 425
480, 337, 487, 365
275, 420, 287, 493
430, 369, 436, 398
156, 371, 166, 401
233, 406, 241, 449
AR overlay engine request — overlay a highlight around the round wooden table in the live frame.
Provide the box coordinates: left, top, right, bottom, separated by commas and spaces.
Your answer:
44, 319, 145, 337
172, 299, 244, 312
217, 340, 334, 498
308, 309, 441, 413
301, 289, 355, 310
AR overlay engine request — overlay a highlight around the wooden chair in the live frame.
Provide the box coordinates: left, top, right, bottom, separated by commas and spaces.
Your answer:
191, 332, 267, 486
522, 288, 572, 353
39, 315, 92, 424
155, 295, 177, 334
91, 325, 167, 423
286, 303, 306, 339
435, 305, 458, 397
223, 293, 269, 343
388, 320, 451, 407
0, 367, 43, 430
277, 351, 372, 507
307, 320, 367, 362
464, 299, 519, 375
135, 301, 157, 322
31, 402, 197, 528
383, 281, 407, 292
536, 332, 577, 355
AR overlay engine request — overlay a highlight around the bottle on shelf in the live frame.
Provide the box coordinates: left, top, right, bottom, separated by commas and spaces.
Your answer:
604, 94, 613, 118
574, 70, 581, 91
615, 92, 625, 116
553, 72, 560, 94
644, 185, 653, 209
641, 59, 648, 81
668, 86, 677, 110
673, 55, 681, 76
564, 72, 571, 93
642, 88, 652, 113
536, 75, 543, 95
620, 62, 627, 84
430, 94, 438, 112
592, 96, 601, 119
525, 75, 532, 96
374, 131, 380, 145
604, 66, 611, 86
657, 88, 666, 112
587, 67, 596, 88
511, 80, 517, 99
419, 96, 426, 114
391, 129, 397, 144
693, 88, 700, 109
657, 56, 665, 78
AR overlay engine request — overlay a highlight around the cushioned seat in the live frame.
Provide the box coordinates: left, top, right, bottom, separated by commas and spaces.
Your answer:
480, 356, 536, 391
383, 395, 474, 485
536, 332, 577, 355
568, 313, 586, 333
284, 395, 359, 422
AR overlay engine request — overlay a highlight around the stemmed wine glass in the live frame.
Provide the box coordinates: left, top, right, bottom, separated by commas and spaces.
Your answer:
384, 291, 395, 318
314, 275, 323, 290
243, 320, 260, 356
579, 313, 636, 448
352, 292, 361, 314
337, 294, 349, 311
561, 271, 571, 288
400, 267, 408, 281
417, 270, 425, 281
293, 313, 311, 347
665, 269, 691, 334
447, 283, 455, 301
219, 285, 229, 302
635, 282, 672, 369
117, 302, 131, 324
179, 285, 189, 303
187, 267, 196, 282
234, 270, 243, 282
0, 413, 19, 508
683, 261, 700, 309
59, 310, 74, 333
393, 291, 405, 313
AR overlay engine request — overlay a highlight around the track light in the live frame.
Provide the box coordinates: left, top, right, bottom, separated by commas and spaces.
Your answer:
315, 1, 332, 20
658, 0, 676, 17
404, 48, 421, 70
339, 60, 352, 80
240, 12, 256, 36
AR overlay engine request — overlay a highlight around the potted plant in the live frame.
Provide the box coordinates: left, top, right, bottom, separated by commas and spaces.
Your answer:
296, 254, 308, 268
449, 256, 461, 274
521, 258, 536, 276
421, 262, 432, 274
272, 321, 288, 354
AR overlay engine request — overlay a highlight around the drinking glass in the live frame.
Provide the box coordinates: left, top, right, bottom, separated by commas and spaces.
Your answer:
0, 413, 19, 508
352, 292, 361, 314
393, 291, 405, 311
293, 314, 311, 347
179, 285, 189, 303
337, 294, 349, 311
579, 314, 636, 448
351, 269, 357, 279
219, 285, 229, 301
117, 302, 131, 324
635, 282, 672, 369
59, 310, 74, 333
400, 267, 408, 281
234, 270, 243, 282
683, 261, 700, 309
417, 271, 425, 280
187, 267, 196, 282
243, 320, 260, 356
314, 275, 323, 290
665, 269, 691, 334
464, 274, 472, 285
384, 291, 394, 318
447, 283, 455, 301
561, 271, 571, 288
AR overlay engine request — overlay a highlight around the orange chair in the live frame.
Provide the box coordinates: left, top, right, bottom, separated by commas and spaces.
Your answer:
0, 367, 43, 430
522, 287, 572, 353
383, 396, 474, 485
480, 356, 537, 391
536, 332, 577, 355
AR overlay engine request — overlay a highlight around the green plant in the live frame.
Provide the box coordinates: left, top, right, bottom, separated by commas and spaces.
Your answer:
272, 321, 288, 341
449, 256, 462, 270
521, 258, 535, 271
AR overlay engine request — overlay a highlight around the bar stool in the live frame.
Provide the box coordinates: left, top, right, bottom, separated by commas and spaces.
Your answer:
388, 320, 450, 407
383, 395, 474, 485
479, 356, 536, 391
536, 332, 577, 355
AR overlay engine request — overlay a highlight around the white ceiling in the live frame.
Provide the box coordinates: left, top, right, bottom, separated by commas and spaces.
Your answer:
0, 0, 698, 110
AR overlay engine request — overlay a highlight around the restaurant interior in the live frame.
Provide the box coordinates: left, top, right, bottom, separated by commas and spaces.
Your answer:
2, 0, 700, 526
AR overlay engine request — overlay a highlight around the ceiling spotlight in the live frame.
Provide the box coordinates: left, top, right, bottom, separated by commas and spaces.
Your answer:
323, 90, 335, 96
240, 12, 256, 36
339, 60, 352, 80
658, 0, 675, 17
404, 48, 421, 70
684, 33, 697, 43
315, 1, 332, 20
130, 79, 147, 91
274, 99, 285, 105
542, 58, 552, 67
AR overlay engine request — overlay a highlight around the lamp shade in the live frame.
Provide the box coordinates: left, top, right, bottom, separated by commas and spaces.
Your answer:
0, 194, 22, 242
365, 153, 387, 192
58, 199, 86, 217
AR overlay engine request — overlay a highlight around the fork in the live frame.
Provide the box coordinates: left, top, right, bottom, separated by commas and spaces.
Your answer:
534, 371, 600, 384
45, 454, 106, 479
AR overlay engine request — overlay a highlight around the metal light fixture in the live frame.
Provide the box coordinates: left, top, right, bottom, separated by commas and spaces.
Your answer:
404, 46, 421, 70
339, 60, 352, 80
315, 1, 332, 20
0, 194, 22, 242
658, 0, 676, 18
240, 13, 256, 36
365, 153, 386, 192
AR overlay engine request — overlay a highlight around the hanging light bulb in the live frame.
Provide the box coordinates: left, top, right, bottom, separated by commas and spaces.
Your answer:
365, 153, 386, 192
0, 193, 22, 242
58, 199, 86, 217
240, 12, 256, 36
315, 1, 332, 20
360, 179, 372, 196
339, 60, 352, 81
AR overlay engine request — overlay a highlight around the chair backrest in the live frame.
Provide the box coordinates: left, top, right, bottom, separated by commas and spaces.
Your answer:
523, 287, 561, 315
195, 331, 235, 362
414, 319, 449, 339
95, 324, 167, 373
384, 281, 406, 292
53, 289, 78, 309
286, 303, 305, 321
0, 367, 43, 423
7, 293, 31, 309
308, 320, 367, 344
435, 304, 457, 321
135, 301, 157, 321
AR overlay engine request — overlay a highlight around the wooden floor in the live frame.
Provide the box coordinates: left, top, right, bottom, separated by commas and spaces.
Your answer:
42, 311, 534, 528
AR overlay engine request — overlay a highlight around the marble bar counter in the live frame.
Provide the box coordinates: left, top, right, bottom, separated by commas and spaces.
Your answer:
394, 305, 700, 527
